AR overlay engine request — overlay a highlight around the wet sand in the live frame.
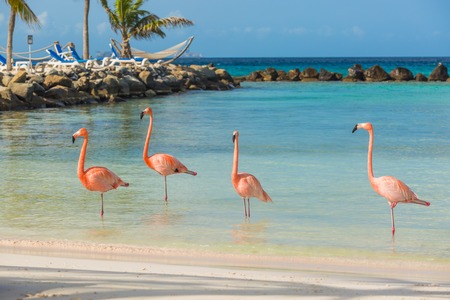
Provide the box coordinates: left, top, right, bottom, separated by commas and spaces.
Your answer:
1, 239, 450, 299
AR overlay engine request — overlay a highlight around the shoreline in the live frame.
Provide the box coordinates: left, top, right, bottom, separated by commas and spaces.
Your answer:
1, 238, 450, 299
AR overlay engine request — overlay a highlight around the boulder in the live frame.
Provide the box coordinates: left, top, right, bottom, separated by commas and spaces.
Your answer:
45, 85, 94, 105
43, 74, 73, 89
9, 82, 34, 102
262, 68, 278, 81
319, 69, 343, 81
364, 65, 390, 82
415, 73, 428, 82
247, 71, 263, 81
429, 63, 449, 81
287, 68, 301, 81
119, 75, 146, 97
345, 64, 365, 81
390, 67, 414, 81
139, 70, 155, 88
0, 87, 27, 110
301, 68, 319, 81
8, 70, 27, 85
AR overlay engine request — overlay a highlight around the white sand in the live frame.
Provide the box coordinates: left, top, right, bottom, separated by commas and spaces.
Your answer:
1, 239, 450, 299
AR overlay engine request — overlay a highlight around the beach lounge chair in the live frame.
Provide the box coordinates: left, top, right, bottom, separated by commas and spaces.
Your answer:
109, 40, 149, 67
67, 45, 112, 69
45, 49, 81, 69
0, 53, 31, 71
130, 36, 194, 65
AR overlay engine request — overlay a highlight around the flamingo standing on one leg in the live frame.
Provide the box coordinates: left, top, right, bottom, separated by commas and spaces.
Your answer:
231, 130, 272, 217
140, 107, 197, 202
352, 122, 430, 236
72, 128, 129, 217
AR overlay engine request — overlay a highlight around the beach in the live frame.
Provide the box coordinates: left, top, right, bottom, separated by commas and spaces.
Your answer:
1, 239, 450, 299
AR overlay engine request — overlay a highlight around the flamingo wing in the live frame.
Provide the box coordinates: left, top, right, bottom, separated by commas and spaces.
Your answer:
147, 153, 182, 176
234, 172, 271, 202
375, 175, 417, 203
83, 166, 123, 192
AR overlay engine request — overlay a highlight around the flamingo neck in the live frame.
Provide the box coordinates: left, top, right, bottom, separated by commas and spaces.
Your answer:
143, 114, 153, 162
78, 135, 88, 178
232, 137, 239, 176
367, 128, 375, 183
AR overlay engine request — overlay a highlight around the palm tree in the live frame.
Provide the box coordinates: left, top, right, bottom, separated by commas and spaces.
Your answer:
5, 0, 40, 71
83, 0, 90, 59
100, 0, 193, 58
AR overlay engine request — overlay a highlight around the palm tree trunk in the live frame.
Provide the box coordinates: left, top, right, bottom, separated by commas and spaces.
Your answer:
121, 37, 132, 58
7, 7, 16, 71
83, 0, 90, 59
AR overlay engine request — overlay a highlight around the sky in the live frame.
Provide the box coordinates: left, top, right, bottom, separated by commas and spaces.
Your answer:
0, 0, 449, 58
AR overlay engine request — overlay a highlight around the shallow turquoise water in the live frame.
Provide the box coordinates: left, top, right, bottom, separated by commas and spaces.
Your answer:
1, 81, 450, 260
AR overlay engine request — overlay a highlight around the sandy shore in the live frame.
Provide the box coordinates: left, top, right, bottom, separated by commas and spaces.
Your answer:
1, 239, 450, 299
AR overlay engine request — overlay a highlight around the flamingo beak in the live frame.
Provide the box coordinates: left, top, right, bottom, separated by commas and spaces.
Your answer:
72, 136, 76, 143
140, 111, 145, 120
232, 134, 236, 143
352, 124, 359, 133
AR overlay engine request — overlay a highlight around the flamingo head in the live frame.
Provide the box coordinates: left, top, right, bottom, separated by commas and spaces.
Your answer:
72, 128, 88, 143
140, 107, 153, 120
232, 130, 239, 143
352, 122, 373, 133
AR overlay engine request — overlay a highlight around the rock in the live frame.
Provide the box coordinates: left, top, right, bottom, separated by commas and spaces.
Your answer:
8, 70, 27, 85
287, 69, 301, 81
0, 87, 27, 110
390, 67, 414, 81
429, 63, 449, 81
319, 69, 343, 81
415, 73, 428, 82
262, 68, 278, 81
301, 68, 319, 81
125, 75, 146, 96
139, 70, 155, 88
276, 70, 288, 81
9, 82, 34, 102
247, 71, 263, 81
364, 65, 390, 82
345, 64, 365, 81
45, 85, 94, 105
215, 69, 234, 83
43, 74, 73, 89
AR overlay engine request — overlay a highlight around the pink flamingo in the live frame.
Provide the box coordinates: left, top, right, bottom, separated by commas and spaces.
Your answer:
72, 128, 129, 217
232, 130, 272, 217
352, 122, 430, 235
140, 107, 197, 202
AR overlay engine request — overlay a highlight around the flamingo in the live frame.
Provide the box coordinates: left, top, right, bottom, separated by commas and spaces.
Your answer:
140, 107, 197, 202
352, 122, 430, 235
72, 128, 129, 217
232, 130, 272, 217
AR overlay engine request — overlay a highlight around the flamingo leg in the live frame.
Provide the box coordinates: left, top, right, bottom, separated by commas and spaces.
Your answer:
164, 176, 168, 202
100, 193, 104, 217
389, 202, 397, 236
247, 198, 251, 218
243, 198, 247, 217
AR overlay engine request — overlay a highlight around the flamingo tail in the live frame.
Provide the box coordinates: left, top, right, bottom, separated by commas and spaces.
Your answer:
410, 199, 430, 206
261, 191, 272, 203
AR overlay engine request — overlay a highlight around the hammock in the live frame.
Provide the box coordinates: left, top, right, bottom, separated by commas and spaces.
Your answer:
0, 42, 53, 61
111, 36, 194, 65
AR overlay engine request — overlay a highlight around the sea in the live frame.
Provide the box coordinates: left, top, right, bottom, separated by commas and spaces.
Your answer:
1, 57, 450, 262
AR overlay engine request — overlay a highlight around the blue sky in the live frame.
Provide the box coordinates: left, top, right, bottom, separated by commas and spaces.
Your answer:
1, 0, 449, 57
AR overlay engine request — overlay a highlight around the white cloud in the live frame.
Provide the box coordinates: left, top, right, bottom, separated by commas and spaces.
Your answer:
318, 26, 334, 37
351, 26, 364, 38
285, 27, 309, 35
38, 11, 48, 27
97, 22, 109, 35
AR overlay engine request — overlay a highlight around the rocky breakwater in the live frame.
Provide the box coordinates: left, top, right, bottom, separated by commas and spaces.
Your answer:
0, 63, 236, 111
242, 63, 449, 83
